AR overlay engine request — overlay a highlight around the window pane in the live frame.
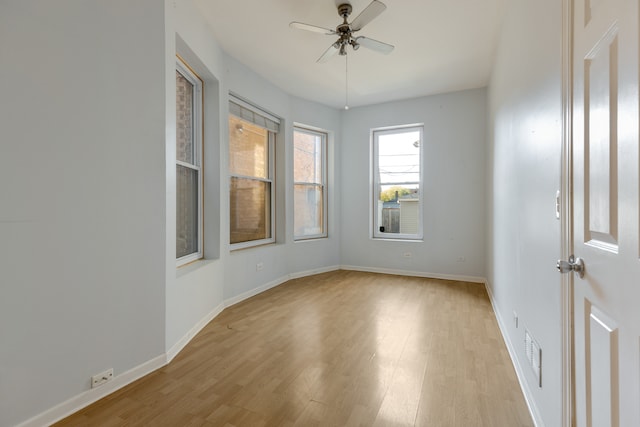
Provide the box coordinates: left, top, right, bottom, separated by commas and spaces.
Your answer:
374, 126, 422, 238
376, 184, 420, 234
176, 165, 199, 258
229, 115, 268, 178
294, 131, 322, 184
294, 184, 323, 237
230, 177, 271, 244
378, 131, 420, 184
176, 71, 194, 164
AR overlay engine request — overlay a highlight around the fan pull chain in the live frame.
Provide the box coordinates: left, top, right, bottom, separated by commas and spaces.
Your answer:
344, 54, 349, 110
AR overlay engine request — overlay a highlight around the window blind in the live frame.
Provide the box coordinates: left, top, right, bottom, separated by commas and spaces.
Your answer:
229, 95, 280, 133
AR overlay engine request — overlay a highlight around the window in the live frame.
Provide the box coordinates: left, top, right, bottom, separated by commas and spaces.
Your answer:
372, 125, 423, 240
229, 96, 279, 248
176, 59, 203, 265
294, 126, 327, 240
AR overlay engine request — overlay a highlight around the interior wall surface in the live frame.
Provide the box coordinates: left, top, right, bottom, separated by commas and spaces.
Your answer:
0, 0, 567, 424
339, 89, 487, 280
286, 96, 342, 276
486, 0, 563, 424
165, 0, 228, 359
166, 0, 343, 354
222, 57, 342, 302
0, 1, 167, 426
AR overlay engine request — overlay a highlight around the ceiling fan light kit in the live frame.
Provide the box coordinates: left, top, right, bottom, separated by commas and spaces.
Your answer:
290, 0, 394, 109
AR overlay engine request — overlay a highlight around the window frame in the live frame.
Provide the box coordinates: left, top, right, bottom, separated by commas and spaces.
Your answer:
229, 96, 278, 250
175, 57, 204, 267
372, 124, 424, 241
293, 125, 328, 241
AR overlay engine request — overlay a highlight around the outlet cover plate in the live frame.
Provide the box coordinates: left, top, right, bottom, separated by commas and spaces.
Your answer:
91, 368, 114, 388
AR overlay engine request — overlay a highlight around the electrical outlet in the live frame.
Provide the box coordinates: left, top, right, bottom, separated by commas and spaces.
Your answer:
256, 262, 264, 271
91, 368, 113, 388
402, 252, 412, 258
513, 311, 518, 328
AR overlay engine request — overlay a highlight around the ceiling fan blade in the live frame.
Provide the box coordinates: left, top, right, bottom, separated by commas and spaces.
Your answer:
289, 21, 336, 35
355, 36, 394, 54
350, 0, 387, 32
316, 43, 340, 63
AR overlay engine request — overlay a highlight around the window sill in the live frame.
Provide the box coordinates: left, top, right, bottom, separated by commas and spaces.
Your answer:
371, 237, 424, 243
230, 239, 276, 252
294, 236, 328, 243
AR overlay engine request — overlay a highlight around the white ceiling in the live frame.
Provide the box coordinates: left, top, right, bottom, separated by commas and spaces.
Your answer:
194, 0, 508, 109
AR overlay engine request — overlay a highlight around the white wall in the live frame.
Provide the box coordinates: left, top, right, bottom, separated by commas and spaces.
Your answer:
0, 1, 343, 425
487, 0, 563, 425
0, 2, 166, 426
165, 0, 228, 359
165, 0, 342, 356
340, 90, 487, 280
221, 58, 342, 301
287, 96, 342, 276
2, 0, 567, 425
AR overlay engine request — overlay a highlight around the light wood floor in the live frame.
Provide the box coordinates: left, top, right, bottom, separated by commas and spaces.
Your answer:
55, 271, 533, 426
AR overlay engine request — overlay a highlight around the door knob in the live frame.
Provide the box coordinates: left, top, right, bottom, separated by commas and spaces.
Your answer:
556, 255, 585, 278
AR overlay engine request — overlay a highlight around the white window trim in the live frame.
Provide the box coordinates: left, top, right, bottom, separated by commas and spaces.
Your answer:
372, 124, 424, 240
176, 58, 204, 267
293, 125, 328, 241
229, 97, 277, 250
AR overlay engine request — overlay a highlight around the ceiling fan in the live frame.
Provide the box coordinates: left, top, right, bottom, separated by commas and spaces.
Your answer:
290, 0, 395, 63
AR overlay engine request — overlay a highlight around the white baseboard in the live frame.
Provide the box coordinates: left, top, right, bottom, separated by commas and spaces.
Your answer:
16, 354, 166, 427
223, 265, 341, 308
340, 264, 486, 284
223, 276, 290, 308
166, 302, 226, 363
288, 264, 340, 280
20, 302, 228, 427
483, 279, 544, 427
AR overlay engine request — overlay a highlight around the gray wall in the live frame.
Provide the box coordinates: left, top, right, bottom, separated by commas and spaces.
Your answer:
165, 0, 342, 357
487, 0, 563, 425
340, 90, 487, 280
1, 1, 344, 425
1, 0, 568, 425
0, 1, 166, 426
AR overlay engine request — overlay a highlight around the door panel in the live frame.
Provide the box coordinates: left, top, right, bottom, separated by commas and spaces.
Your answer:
585, 302, 619, 427
572, 0, 639, 426
584, 27, 618, 250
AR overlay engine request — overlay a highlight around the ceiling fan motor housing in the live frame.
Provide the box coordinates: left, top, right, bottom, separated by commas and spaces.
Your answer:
336, 3, 355, 55
337, 3, 353, 18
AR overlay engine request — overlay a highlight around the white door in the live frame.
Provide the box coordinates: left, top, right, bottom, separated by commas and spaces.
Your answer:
571, 0, 640, 425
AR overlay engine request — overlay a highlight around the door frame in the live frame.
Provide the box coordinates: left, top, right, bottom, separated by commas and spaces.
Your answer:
561, 0, 574, 425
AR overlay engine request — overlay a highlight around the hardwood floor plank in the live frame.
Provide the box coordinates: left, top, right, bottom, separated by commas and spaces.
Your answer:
54, 271, 533, 427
